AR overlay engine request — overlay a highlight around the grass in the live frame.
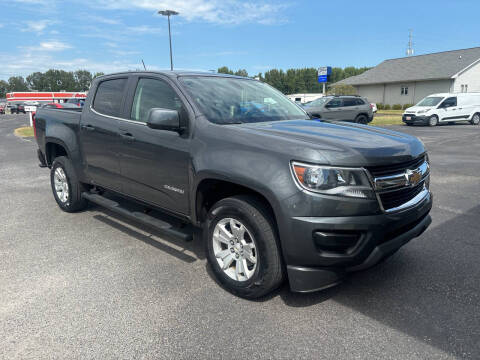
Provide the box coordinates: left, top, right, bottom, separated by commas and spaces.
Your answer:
376, 110, 404, 115
14, 126, 34, 137
370, 115, 403, 126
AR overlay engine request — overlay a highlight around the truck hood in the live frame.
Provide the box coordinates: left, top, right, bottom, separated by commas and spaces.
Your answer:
236, 119, 425, 166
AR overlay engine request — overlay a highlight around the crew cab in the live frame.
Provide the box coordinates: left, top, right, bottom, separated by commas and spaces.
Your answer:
403, 93, 480, 126
34, 71, 432, 298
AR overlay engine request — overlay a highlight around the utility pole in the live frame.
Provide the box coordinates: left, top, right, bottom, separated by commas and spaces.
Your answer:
406, 29, 414, 56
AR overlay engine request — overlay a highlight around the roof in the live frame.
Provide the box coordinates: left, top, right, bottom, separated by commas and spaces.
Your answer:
97, 70, 251, 80
338, 47, 480, 85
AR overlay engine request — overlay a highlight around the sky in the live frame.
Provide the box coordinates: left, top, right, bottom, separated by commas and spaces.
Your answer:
1, 0, 480, 80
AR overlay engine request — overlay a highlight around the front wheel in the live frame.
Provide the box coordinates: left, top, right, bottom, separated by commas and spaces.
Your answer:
471, 113, 480, 125
205, 195, 284, 299
50, 156, 88, 212
428, 115, 438, 127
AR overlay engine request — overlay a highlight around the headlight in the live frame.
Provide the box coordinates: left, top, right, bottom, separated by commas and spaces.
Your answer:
291, 162, 375, 199
417, 109, 426, 114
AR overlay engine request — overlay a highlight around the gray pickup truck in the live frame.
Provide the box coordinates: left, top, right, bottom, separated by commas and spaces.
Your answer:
34, 71, 432, 299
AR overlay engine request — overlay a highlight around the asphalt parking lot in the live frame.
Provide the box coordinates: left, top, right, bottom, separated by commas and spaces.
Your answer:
1, 114, 479, 359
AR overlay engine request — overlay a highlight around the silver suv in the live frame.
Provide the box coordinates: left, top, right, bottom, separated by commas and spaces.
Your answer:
303, 95, 373, 124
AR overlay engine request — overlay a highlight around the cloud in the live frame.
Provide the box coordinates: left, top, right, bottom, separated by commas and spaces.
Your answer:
90, 0, 288, 25
126, 25, 164, 34
39, 41, 72, 51
22, 20, 55, 32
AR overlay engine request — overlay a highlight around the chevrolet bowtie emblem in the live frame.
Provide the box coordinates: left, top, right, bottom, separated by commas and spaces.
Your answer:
405, 169, 422, 187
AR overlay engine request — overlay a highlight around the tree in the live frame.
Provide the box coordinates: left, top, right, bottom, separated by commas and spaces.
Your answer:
0, 80, 8, 98
234, 69, 248, 77
93, 72, 105, 79
74, 70, 93, 91
217, 66, 234, 75
42, 70, 76, 91
327, 84, 357, 95
26, 72, 47, 91
7, 76, 28, 92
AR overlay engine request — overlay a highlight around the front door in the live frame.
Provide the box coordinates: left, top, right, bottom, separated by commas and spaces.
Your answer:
79, 77, 128, 191
323, 98, 344, 120
438, 96, 458, 122
117, 76, 190, 215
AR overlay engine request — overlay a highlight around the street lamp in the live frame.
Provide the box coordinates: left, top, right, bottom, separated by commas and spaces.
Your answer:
158, 10, 179, 71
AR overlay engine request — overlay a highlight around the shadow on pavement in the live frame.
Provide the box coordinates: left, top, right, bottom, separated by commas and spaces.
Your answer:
278, 205, 480, 358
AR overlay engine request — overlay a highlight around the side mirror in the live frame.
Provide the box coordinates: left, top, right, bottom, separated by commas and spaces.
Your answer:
146, 108, 182, 132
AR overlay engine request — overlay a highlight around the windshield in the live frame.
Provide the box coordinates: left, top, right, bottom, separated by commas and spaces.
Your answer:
305, 97, 328, 107
416, 96, 443, 107
180, 76, 309, 124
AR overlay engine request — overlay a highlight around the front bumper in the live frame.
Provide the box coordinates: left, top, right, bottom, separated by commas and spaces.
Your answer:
402, 114, 428, 125
285, 190, 432, 292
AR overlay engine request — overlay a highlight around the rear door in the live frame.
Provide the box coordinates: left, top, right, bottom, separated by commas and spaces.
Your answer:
117, 75, 191, 215
341, 98, 358, 121
323, 98, 344, 120
79, 77, 127, 191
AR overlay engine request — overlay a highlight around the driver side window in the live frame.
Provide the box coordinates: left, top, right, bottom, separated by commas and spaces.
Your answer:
441, 97, 457, 108
131, 78, 184, 123
327, 98, 342, 108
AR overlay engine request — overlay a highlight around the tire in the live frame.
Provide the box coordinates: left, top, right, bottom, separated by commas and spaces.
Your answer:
428, 115, 438, 127
50, 156, 88, 212
471, 113, 480, 125
355, 114, 368, 124
205, 195, 284, 299
406, 123, 413, 126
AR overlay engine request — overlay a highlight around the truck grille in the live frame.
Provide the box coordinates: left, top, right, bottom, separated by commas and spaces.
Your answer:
367, 155, 426, 177
367, 155, 429, 212
378, 182, 425, 211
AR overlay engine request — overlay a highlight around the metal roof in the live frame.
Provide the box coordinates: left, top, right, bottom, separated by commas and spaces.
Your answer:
338, 47, 480, 85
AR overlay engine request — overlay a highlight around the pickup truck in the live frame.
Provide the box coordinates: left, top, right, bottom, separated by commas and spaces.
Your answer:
34, 71, 432, 299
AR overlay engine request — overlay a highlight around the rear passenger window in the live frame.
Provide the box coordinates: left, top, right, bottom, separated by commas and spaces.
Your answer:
131, 78, 183, 123
327, 99, 342, 108
93, 78, 127, 117
355, 99, 365, 105
343, 98, 357, 106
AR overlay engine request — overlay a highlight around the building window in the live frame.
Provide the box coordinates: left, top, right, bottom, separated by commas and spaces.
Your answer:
461, 84, 468, 93
401, 86, 408, 95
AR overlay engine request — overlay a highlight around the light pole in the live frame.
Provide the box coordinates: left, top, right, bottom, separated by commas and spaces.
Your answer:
158, 10, 179, 71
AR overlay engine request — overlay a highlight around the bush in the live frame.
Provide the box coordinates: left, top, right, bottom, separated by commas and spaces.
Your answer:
376, 103, 384, 110
402, 103, 413, 110
383, 104, 391, 110
392, 104, 402, 110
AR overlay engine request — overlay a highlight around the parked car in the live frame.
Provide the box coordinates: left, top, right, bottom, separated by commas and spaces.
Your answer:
370, 103, 377, 113
0, 103, 5, 114
10, 104, 26, 114
303, 95, 373, 123
66, 98, 86, 107
41, 103, 65, 109
403, 93, 480, 126
34, 71, 432, 299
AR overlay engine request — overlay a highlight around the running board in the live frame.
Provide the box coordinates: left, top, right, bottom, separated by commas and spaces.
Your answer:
82, 192, 193, 241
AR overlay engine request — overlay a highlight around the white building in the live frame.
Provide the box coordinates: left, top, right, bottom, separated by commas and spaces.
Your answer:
337, 47, 480, 105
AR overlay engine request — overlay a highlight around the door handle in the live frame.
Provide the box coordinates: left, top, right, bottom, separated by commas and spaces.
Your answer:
120, 132, 135, 142
81, 124, 95, 131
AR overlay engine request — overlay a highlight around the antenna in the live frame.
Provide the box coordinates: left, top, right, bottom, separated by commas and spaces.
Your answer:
141, 59, 147, 70
406, 29, 414, 56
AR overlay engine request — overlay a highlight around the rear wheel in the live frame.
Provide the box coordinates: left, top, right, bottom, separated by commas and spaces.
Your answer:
355, 114, 368, 124
471, 113, 480, 125
205, 195, 284, 299
428, 115, 438, 127
50, 156, 88, 212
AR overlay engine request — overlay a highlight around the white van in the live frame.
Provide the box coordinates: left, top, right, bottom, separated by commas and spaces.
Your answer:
402, 93, 480, 126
